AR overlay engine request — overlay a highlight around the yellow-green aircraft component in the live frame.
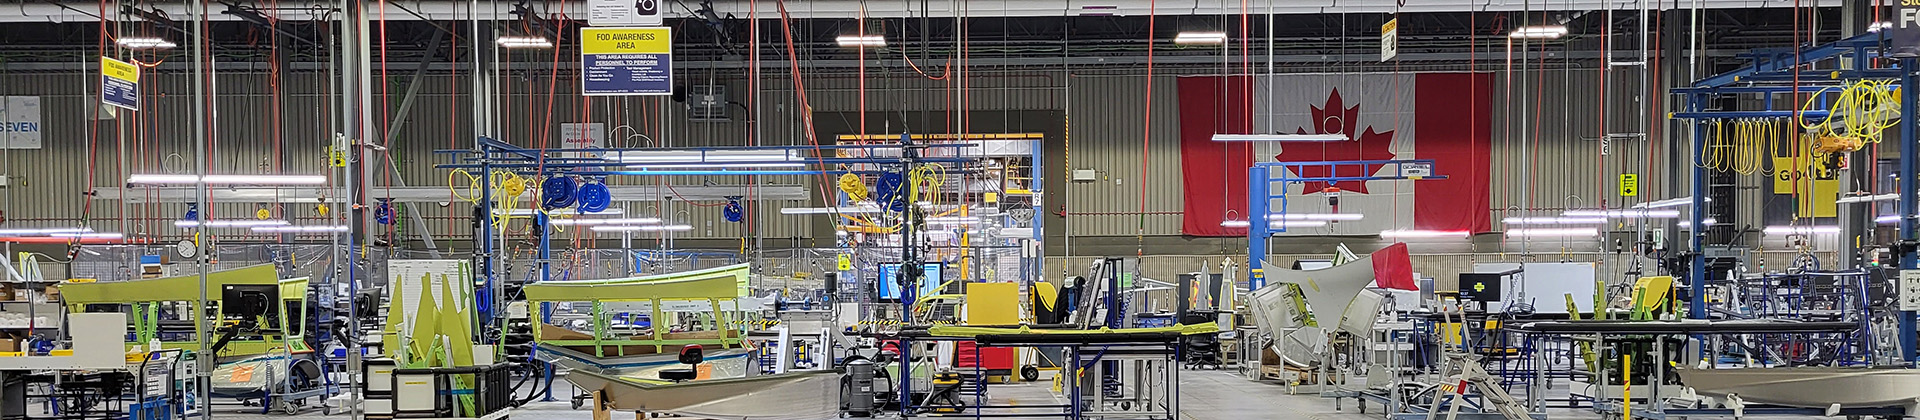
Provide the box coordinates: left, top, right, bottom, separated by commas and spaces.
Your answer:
523, 263, 750, 357
59, 264, 311, 359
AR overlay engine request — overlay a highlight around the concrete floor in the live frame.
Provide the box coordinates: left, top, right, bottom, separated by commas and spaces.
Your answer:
202, 370, 1734, 420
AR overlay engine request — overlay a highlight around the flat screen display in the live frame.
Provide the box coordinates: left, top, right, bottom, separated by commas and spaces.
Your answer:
878, 262, 944, 301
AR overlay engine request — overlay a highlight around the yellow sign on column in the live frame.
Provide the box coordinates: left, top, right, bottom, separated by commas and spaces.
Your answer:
1618, 173, 1638, 197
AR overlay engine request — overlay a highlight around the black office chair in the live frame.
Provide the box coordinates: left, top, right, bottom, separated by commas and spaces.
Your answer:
660, 345, 703, 382
1179, 311, 1223, 369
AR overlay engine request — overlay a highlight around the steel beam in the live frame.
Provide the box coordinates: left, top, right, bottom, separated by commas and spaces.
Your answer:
1900, 58, 1918, 364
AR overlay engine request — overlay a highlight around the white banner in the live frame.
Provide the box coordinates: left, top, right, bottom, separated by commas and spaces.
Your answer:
0, 97, 42, 149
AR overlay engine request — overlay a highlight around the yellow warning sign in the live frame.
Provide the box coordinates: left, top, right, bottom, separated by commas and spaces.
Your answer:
1618, 173, 1638, 197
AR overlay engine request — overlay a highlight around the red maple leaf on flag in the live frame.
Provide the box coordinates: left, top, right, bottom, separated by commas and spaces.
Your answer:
1271, 89, 1398, 194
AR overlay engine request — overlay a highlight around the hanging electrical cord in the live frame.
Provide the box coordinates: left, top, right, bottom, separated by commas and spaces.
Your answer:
1697, 118, 1778, 176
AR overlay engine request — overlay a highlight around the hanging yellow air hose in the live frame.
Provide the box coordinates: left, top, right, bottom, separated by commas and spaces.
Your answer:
1800, 79, 1899, 147
447, 169, 534, 231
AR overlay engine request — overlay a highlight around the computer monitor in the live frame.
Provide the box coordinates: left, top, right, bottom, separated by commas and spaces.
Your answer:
877, 262, 944, 301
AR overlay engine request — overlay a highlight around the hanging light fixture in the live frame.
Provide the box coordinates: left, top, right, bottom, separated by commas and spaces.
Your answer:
592, 224, 694, 232
129, 174, 326, 185
1174, 31, 1228, 45
1502, 216, 1608, 225
1508, 25, 1569, 39
1379, 230, 1471, 239
836, 35, 886, 47
1763, 225, 1840, 235
1506, 228, 1599, 238
496, 35, 554, 49
175, 219, 290, 228
1211, 134, 1349, 142
117, 37, 178, 49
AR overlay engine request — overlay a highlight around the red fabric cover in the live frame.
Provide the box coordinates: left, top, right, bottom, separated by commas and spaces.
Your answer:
1411, 73, 1494, 232
1370, 242, 1418, 290
1176, 76, 1255, 237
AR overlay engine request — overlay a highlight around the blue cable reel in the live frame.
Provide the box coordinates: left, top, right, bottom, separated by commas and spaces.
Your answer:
541, 176, 578, 210
722, 196, 745, 222
576, 180, 612, 213
872, 171, 907, 212
374, 199, 396, 225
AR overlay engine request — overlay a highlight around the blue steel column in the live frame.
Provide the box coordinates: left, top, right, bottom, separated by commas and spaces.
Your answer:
1247, 165, 1270, 289
1899, 58, 1918, 363
1688, 94, 1708, 320
535, 211, 556, 400
478, 141, 496, 330
897, 133, 916, 416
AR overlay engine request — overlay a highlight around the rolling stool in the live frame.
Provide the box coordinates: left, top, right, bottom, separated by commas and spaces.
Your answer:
660, 345, 704, 383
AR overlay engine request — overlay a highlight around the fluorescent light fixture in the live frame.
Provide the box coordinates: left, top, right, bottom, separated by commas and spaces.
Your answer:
495, 208, 624, 216
613, 150, 805, 166
1877, 215, 1902, 224
1763, 225, 1840, 235
547, 217, 662, 226
1269, 213, 1364, 221
1508, 25, 1569, 39
628, 163, 808, 169
592, 224, 694, 232
836, 35, 886, 47
495, 36, 553, 49
781, 205, 883, 215
129, 174, 326, 185
252, 225, 350, 233
1212, 134, 1349, 142
1174, 31, 1228, 45
925, 216, 981, 224
203, 175, 326, 184
0, 227, 93, 236
1380, 230, 1471, 239
1506, 228, 1599, 238
50, 232, 123, 239
1502, 216, 1608, 225
1676, 218, 1719, 228
117, 37, 177, 49
1562, 209, 1681, 218
127, 174, 201, 184
1837, 193, 1899, 204
1219, 220, 1329, 228
174, 219, 290, 228
1870, 21, 1894, 32
1631, 197, 1709, 209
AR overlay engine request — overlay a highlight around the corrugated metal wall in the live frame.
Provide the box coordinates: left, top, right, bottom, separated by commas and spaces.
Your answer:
0, 62, 1697, 243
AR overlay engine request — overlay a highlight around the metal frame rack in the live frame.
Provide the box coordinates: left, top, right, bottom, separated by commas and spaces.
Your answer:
1245, 159, 1445, 289
436, 135, 1005, 408
1671, 33, 1919, 364
1511, 320, 1872, 420
1721, 271, 1876, 366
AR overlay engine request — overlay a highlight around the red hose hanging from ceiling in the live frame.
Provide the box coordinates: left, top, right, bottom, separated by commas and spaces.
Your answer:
1139, 0, 1155, 256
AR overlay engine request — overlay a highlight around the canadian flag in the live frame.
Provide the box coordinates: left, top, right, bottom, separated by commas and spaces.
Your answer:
1177, 73, 1492, 237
